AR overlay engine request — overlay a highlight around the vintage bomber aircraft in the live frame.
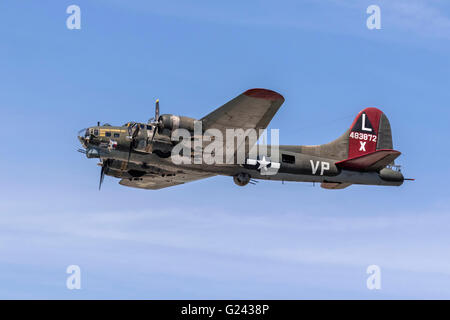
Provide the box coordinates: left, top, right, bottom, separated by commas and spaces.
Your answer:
78, 88, 409, 190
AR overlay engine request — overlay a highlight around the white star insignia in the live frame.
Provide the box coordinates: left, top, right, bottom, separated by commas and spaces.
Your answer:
108, 139, 117, 150
257, 156, 271, 171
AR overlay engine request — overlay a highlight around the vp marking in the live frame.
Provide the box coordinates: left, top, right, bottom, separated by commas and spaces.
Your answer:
310, 160, 330, 175
359, 141, 366, 151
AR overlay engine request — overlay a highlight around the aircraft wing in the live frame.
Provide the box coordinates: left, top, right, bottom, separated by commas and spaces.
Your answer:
119, 171, 215, 190
201, 88, 284, 161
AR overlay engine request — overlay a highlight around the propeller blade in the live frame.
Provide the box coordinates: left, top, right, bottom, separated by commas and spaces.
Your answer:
150, 124, 158, 142
150, 100, 160, 143
126, 141, 133, 166
99, 163, 105, 190
147, 99, 161, 143
126, 124, 140, 167
155, 99, 160, 121
133, 123, 140, 139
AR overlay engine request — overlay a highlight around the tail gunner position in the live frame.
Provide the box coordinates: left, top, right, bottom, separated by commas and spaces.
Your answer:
78, 89, 411, 190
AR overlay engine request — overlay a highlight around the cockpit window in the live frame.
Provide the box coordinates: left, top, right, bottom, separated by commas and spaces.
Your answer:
140, 124, 145, 129
146, 125, 152, 130
105, 132, 111, 137
94, 129, 99, 136
114, 133, 120, 138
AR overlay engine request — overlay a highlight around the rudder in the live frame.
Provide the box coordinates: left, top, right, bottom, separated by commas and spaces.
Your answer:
348, 107, 393, 159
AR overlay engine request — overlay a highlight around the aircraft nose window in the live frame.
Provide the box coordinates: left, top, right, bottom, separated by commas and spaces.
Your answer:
94, 129, 99, 136
77, 128, 90, 139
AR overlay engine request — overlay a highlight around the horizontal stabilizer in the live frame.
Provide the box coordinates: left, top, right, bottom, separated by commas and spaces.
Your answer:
335, 149, 401, 171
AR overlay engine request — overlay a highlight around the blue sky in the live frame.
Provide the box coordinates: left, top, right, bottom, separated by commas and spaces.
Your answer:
0, 0, 450, 299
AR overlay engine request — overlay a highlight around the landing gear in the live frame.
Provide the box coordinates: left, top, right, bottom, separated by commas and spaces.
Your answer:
233, 173, 251, 186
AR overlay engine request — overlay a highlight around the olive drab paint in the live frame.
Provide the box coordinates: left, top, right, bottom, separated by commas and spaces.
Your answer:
77, 88, 408, 190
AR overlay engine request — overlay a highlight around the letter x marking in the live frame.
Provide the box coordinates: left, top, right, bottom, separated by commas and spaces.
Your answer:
359, 141, 366, 151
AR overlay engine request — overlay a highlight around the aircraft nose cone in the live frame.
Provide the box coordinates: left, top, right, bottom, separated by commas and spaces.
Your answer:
78, 128, 89, 138
77, 128, 89, 148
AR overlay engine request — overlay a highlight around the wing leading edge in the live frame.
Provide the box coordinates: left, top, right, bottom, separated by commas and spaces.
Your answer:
201, 88, 284, 132
201, 88, 284, 162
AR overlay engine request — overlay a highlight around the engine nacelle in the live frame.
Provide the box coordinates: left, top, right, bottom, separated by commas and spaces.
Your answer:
233, 173, 251, 186
159, 114, 197, 132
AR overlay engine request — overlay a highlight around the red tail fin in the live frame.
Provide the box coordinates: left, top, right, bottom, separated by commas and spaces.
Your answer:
298, 107, 395, 163
348, 107, 391, 158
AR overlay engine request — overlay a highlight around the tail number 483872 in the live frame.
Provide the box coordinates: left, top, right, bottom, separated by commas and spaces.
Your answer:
350, 132, 377, 142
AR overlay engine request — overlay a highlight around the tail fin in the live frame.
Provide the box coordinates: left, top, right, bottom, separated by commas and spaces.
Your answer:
299, 107, 396, 163
334, 107, 400, 171
348, 107, 393, 158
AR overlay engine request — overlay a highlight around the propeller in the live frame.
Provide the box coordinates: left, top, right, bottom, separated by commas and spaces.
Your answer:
126, 123, 140, 166
125, 99, 161, 167
99, 159, 109, 190
149, 99, 161, 143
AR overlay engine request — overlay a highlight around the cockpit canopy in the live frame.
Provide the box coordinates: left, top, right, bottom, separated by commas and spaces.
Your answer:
78, 122, 154, 142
